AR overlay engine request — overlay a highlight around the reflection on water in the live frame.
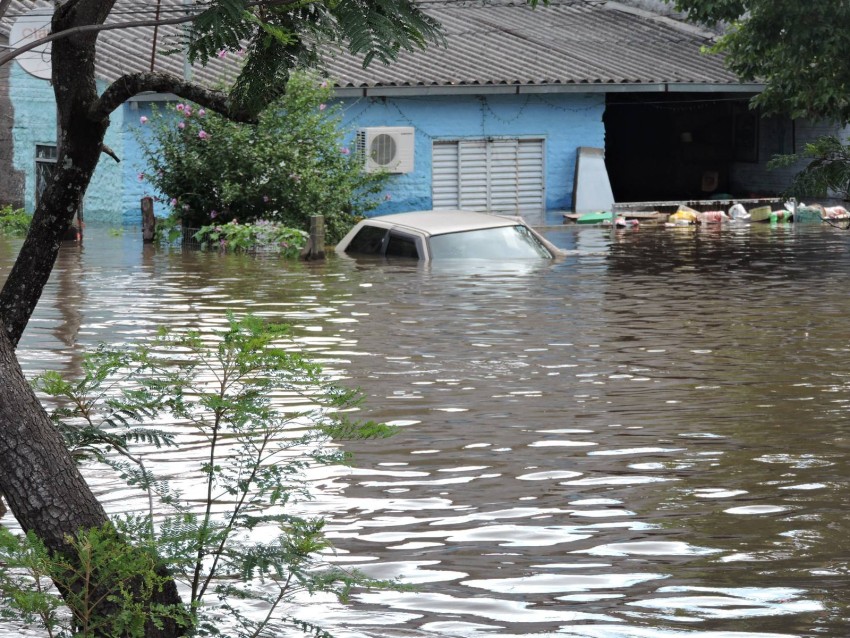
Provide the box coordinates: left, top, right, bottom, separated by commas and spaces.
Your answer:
2, 224, 850, 637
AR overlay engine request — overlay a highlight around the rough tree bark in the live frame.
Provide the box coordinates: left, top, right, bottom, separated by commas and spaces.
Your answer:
0, 1, 247, 635
0, 2, 189, 634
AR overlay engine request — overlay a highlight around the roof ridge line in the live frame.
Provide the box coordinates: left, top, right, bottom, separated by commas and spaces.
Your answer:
602, 0, 722, 41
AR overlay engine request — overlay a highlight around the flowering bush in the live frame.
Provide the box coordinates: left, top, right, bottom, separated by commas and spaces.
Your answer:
138, 72, 390, 243
194, 220, 307, 256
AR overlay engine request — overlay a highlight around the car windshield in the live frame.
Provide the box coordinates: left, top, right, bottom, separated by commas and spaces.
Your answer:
428, 225, 552, 260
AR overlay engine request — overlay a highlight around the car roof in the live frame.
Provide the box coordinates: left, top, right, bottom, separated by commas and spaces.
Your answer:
365, 210, 521, 236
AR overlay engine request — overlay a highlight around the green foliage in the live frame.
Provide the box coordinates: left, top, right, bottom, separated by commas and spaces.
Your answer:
181, 0, 443, 116
0, 528, 64, 635
193, 220, 307, 255
153, 214, 184, 245
0, 205, 31, 237
0, 525, 188, 638
138, 72, 392, 244
768, 134, 850, 199
17, 314, 397, 637
671, 0, 850, 123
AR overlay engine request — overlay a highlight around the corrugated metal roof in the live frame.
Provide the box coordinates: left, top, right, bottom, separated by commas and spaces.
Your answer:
1, 0, 741, 94
1, 0, 236, 88
325, 0, 740, 90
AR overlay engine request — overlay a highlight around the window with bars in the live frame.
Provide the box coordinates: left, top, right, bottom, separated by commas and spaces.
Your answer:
35, 144, 57, 208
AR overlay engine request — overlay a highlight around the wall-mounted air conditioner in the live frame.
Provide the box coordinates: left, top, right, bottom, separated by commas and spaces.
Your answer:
356, 126, 415, 174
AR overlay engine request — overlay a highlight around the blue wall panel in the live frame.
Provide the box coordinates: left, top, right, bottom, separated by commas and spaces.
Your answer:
338, 93, 605, 216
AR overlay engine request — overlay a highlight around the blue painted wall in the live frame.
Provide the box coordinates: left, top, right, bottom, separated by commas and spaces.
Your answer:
10, 66, 604, 225
10, 64, 126, 225
338, 93, 606, 216
122, 101, 166, 225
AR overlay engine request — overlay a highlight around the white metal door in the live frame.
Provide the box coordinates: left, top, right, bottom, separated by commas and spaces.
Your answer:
432, 138, 545, 214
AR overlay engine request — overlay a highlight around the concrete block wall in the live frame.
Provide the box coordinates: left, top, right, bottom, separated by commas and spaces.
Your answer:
338, 93, 606, 216
730, 116, 838, 198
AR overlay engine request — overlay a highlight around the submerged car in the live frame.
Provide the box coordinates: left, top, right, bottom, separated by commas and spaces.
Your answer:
335, 210, 563, 261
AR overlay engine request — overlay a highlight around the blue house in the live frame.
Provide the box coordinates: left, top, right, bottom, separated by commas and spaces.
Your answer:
0, 0, 824, 226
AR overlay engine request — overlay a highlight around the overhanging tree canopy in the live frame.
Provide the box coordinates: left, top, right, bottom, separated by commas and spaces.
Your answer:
671, 0, 850, 124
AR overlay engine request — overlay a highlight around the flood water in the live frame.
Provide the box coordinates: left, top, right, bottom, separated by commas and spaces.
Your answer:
2, 223, 850, 637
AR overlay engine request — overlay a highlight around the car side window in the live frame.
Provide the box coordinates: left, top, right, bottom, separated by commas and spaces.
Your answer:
345, 225, 387, 255
385, 232, 419, 259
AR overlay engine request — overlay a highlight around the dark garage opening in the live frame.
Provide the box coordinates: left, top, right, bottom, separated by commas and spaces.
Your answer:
604, 93, 759, 203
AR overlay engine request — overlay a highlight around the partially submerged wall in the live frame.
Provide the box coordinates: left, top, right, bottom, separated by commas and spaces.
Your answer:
9, 64, 124, 224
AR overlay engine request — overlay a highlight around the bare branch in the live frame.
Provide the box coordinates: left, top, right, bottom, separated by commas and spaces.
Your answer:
91, 72, 258, 123
101, 143, 121, 163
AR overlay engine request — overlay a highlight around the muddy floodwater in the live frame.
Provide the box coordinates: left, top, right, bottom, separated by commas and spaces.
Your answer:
2, 223, 850, 637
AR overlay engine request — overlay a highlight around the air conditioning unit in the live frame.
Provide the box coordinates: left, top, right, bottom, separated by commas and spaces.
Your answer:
356, 127, 415, 174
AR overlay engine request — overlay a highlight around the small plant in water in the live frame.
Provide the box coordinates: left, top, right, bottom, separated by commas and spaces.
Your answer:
194, 220, 308, 256
0, 315, 396, 638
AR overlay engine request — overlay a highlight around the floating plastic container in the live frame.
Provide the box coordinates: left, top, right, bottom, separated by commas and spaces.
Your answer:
728, 203, 751, 222
795, 206, 824, 223
749, 206, 773, 222
576, 211, 614, 225
668, 205, 698, 225
824, 206, 850, 220
697, 211, 729, 224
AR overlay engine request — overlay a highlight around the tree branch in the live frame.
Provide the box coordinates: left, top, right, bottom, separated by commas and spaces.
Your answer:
101, 143, 121, 163
90, 72, 258, 123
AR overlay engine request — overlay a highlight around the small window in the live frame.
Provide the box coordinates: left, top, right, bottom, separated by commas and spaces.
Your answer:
385, 233, 419, 259
345, 225, 387, 255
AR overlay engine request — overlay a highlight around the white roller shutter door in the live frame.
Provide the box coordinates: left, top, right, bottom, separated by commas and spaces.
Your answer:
432, 138, 545, 214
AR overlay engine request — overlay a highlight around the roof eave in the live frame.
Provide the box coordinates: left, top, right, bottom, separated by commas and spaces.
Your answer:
333, 82, 764, 98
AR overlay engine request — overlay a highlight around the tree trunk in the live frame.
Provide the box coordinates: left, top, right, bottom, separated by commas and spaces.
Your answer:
0, 330, 107, 545
0, 2, 185, 635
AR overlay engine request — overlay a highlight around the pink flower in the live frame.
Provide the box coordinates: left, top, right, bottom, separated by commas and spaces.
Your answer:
319, 103, 327, 111
176, 104, 185, 112
320, 80, 328, 89
198, 109, 206, 117
170, 198, 178, 207
178, 121, 186, 130
340, 146, 350, 155
217, 49, 227, 59
210, 210, 218, 218
262, 195, 269, 203
184, 106, 192, 117
139, 116, 148, 124
198, 130, 208, 140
